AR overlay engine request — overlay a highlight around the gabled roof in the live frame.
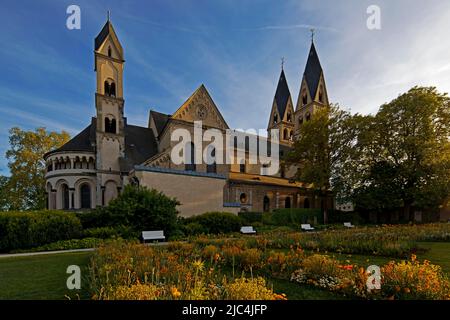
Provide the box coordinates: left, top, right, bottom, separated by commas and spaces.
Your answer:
149, 110, 170, 137
273, 69, 292, 118
303, 42, 323, 98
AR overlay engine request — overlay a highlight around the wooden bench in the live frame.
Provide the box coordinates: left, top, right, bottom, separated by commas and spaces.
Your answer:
142, 230, 165, 243
240, 226, 256, 234
300, 224, 315, 231
343, 222, 355, 228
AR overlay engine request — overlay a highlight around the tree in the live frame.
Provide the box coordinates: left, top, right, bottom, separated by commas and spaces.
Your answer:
105, 185, 180, 236
285, 104, 355, 223
0, 176, 10, 211
351, 87, 450, 219
4, 127, 70, 210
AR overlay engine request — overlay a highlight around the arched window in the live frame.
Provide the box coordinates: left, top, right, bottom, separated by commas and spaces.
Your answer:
273, 114, 278, 124
111, 118, 116, 134
108, 46, 112, 57
185, 142, 196, 171
305, 112, 311, 121
302, 92, 307, 105
283, 128, 288, 140
285, 197, 291, 208
61, 184, 69, 210
206, 147, 217, 173
319, 86, 324, 103
110, 82, 116, 97
240, 193, 248, 204
299, 117, 304, 126
280, 167, 285, 178
104, 81, 110, 96
287, 112, 292, 122
105, 117, 116, 134
304, 198, 310, 209
80, 184, 91, 209
263, 196, 270, 212
239, 162, 246, 173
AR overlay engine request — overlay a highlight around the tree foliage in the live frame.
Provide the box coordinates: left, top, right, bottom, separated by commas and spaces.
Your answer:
3, 127, 70, 210
351, 87, 450, 217
287, 86, 450, 220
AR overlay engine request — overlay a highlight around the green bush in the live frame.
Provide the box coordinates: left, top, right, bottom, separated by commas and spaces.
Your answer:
0, 210, 82, 252
238, 211, 263, 224
183, 222, 208, 236
264, 208, 323, 226
105, 185, 180, 237
75, 209, 111, 229
83, 225, 138, 239
185, 212, 242, 234
11, 237, 103, 253
327, 209, 364, 224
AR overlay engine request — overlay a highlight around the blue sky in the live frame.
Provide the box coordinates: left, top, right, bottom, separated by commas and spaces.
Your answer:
1, 0, 450, 175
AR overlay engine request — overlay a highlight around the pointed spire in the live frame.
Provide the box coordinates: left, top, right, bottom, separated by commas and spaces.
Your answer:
303, 41, 323, 99
273, 68, 292, 118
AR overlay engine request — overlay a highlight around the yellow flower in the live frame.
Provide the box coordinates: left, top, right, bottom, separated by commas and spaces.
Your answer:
171, 287, 181, 298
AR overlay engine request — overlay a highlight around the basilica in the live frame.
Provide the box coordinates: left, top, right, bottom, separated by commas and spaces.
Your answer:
43, 18, 333, 217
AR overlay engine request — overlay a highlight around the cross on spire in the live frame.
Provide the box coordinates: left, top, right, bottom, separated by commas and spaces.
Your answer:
281, 57, 285, 70
310, 28, 315, 43
107, 10, 111, 21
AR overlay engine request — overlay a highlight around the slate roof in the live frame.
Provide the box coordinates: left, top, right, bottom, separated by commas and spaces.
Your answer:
95, 21, 113, 51
273, 69, 292, 118
45, 118, 159, 172
49, 118, 96, 153
149, 110, 170, 137
303, 42, 323, 98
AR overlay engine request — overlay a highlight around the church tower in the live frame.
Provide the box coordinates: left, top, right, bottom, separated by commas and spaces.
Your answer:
267, 67, 295, 145
94, 17, 126, 206
294, 39, 329, 136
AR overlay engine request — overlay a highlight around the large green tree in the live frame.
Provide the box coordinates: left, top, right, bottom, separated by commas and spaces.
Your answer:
4, 127, 70, 210
285, 104, 355, 223
352, 86, 450, 219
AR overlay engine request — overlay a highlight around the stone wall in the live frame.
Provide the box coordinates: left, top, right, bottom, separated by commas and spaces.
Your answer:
132, 166, 239, 217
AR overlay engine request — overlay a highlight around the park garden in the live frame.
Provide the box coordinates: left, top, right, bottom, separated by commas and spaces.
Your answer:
1, 185, 450, 300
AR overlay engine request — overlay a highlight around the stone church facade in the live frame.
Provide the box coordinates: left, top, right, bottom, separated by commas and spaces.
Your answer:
44, 19, 333, 217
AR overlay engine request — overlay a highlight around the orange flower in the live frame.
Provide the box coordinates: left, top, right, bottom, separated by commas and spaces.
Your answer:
171, 287, 181, 298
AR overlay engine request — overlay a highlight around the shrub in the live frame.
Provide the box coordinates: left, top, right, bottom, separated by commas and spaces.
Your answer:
238, 211, 263, 224
264, 208, 323, 226
104, 185, 180, 237
11, 237, 103, 253
83, 225, 138, 239
183, 222, 208, 236
185, 212, 242, 234
0, 210, 82, 252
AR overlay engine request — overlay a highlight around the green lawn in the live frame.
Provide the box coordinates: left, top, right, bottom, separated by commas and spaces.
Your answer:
0, 252, 91, 300
0, 241, 449, 300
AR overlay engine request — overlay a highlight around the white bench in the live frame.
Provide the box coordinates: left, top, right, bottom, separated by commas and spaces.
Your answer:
240, 226, 256, 234
301, 224, 315, 231
343, 222, 355, 228
142, 230, 165, 243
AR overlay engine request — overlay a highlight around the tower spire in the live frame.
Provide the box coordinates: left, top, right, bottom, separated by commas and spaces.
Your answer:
107, 10, 110, 21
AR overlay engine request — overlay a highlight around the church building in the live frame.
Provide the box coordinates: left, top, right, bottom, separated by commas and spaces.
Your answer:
43, 18, 333, 217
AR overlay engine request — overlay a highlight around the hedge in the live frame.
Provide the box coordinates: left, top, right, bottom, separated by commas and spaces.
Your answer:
264, 208, 323, 226
184, 212, 242, 234
238, 211, 263, 224
0, 210, 82, 252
